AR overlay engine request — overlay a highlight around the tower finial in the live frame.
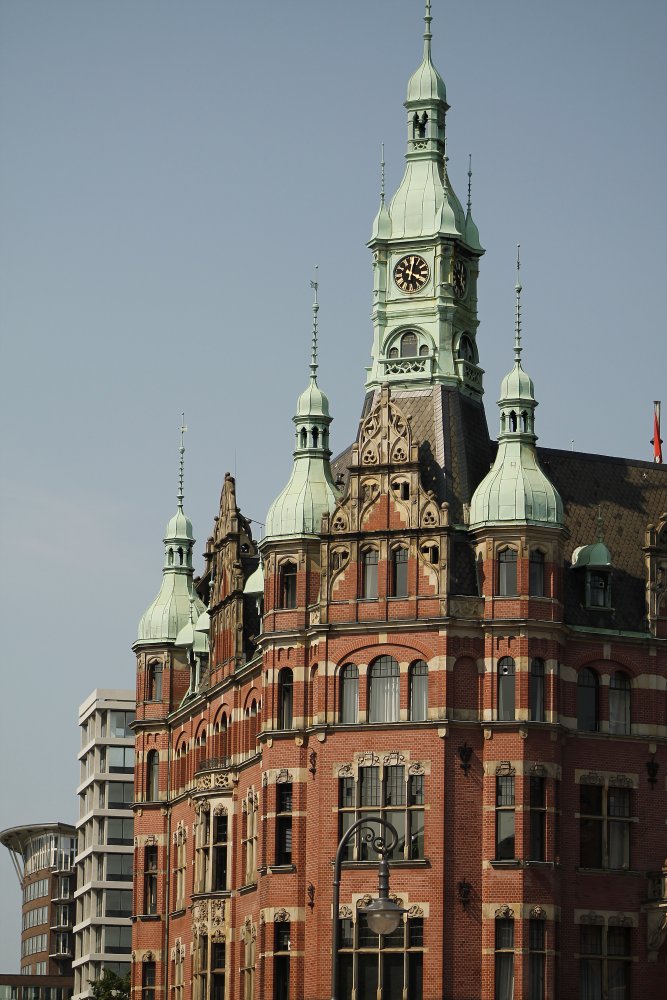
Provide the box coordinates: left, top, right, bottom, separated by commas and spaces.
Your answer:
596, 505, 604, 542
178, 413, 187, 510
309, 267, 319, 382
467, 154, 473, 214
514, 244, 522, 363
380, 143, 386, 205
423, 0, 433, 59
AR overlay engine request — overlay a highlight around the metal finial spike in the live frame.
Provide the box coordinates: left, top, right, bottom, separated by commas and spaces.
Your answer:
423, 0, 433, 59
309, 266, 319, 381
178, 413, 187, 509
380, 143, 386, 205
596, 505, 604, 542
467, 154, 473, 214
514, 245, 522, 362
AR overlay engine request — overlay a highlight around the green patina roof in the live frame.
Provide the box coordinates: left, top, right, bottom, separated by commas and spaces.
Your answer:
469, 252, 562, 529
571, 541, 613, 569
244, 562, 264, 595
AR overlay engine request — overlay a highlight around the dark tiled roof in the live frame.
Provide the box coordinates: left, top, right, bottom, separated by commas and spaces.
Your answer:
539, 448, 667, 631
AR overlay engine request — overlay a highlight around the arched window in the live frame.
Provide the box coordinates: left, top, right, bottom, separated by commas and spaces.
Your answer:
215, 712, 228, 760
248, 699, 259, 752
278, 669, 294, 729
498, 549, 518, 596
498, 657, 515, 721
409, 660, 428, 721
530, 551, 545, 597
280, 561, 297, 609
368, 656, 399, 723
609, 671, 631, 735
400, 331, 418, 357
147, 662, 162, 702
388, 346, 399, 359
419, 344, 429, 356
311, 427, 319, 448
458, 334, 476, 362
339, 664, 359, 724
530, 658, 545, 722
361, 549, 379, 600
577, 668, 599, 732
300, 427, 307, 448
177, 546, 184, 565
168, 548, 174, 566
146, 751, 159, 801
509, 410, 517, 432
391, 547, 408, 598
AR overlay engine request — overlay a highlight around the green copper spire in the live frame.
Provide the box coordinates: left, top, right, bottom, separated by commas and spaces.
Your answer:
465, 154, 482, 251
136, 417, 206, 644
469, 249, 563, 527
263, 277, 340, 541
366, 2, 484, 395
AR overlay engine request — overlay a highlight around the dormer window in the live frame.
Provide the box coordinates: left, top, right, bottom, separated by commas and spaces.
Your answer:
587, 571, 611, 609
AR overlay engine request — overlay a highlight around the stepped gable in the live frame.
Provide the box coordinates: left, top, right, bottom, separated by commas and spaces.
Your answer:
333, 385, 492, 524
540, 447, 667, 630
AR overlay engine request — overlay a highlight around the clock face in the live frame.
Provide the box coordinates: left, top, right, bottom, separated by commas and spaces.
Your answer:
393, 254, 430, 294
452, 259, 467, 298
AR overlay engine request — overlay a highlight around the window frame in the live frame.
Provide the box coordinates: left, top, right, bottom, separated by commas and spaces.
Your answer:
361, 548, 379, 600
368, 656, 400, 724
336, 912, 424, 999
498, 548, 518, 597
390, 546, 409, 598
279, 561, 297, 610
577, 668, 599, 732
495, 775, 516, 861
339, 763, 425, 862
497, 657, 516, 722
609, 671, 631, 735
408, 660, 428, 722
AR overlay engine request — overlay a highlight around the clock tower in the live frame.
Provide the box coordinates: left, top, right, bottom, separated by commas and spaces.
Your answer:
366, 0, 484, 398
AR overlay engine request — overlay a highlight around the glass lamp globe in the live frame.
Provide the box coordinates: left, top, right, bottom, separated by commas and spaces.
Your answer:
364, 896, 405, 936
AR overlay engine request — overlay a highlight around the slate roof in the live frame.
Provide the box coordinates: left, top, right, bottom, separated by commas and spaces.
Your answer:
540, 447, 667, 632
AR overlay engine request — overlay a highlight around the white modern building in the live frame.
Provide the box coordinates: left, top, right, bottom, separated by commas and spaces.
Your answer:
72, 690, 135, 999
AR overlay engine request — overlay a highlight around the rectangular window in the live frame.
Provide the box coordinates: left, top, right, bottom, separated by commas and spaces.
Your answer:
336, 915, 423, 999
529, 919, 545, 1000
338, 765, 425, 862
110, 710, 136, 738
106, 854, 133, 882
580, 785, 632, 870
108, 746, 135, 773
530, 659, 545, 722
495, 776, 515, 860
494, 919, 514, 1000
174, 838, 186, 910
142, 962, 155, 1000
362, 550, 379, 599
273, 922, 290, 1000
107, 817, 134, 845
211, 941, 225, 1000
105, 889, 132, 918
212, 813, 228, 891
275, 784, 293, 866
242, 793, 258, 886
580, 924, 631, 1000
104, 925, 132, 954
107, 782, 134, 808
144, 845, 158, 914
529, 776, 546, 862
173, 954, 183, 1000
498, 550, 518, 596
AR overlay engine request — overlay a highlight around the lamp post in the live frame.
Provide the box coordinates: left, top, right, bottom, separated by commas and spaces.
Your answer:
331, 817, 405, 1000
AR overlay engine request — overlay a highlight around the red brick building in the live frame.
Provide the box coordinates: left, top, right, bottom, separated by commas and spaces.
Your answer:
130, 8, 667, 1000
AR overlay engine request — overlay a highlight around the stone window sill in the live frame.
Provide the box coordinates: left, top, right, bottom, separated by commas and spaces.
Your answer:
490, 859, 522, 869
268, 864, 296, 874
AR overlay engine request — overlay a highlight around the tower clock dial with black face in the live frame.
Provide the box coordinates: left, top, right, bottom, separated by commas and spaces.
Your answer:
452, 259, 468, 298
393, 254, 430, 293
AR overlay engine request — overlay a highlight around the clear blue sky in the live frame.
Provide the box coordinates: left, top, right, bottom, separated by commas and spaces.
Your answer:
1, 0, 665, 969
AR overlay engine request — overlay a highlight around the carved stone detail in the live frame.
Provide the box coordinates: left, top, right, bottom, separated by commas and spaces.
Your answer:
495, 761, 516, 776
494, 905, 514, 919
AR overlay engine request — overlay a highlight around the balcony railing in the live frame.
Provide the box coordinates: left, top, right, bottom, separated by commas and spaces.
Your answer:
196, 756, 231, 775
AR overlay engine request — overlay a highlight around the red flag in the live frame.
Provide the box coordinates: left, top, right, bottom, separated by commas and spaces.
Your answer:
653, 401, 663, 464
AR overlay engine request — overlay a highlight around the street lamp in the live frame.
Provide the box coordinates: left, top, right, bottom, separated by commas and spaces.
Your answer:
331, 817, 405, 1000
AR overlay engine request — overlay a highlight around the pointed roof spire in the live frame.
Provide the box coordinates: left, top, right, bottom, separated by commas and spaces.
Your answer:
178, 412, 187, 510
514, 244, 522, 363
380, 143, 386, 205
467, 153, 473, 214
423, 0, 433, 60
309, 267, 319, 382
